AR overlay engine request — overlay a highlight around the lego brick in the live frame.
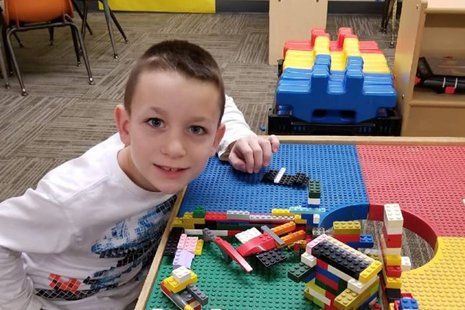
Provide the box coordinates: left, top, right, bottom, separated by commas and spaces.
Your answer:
301, 252, 317, 268
177, 234, 187, 249
172, 217, 184, 228
274, 167, 286, 183
281, 230, 306, 246
235, 227, 262, 244
214, 236, 253, 273
186, 284, 209, 306
383, 253, 402, 266
306, 234, 328, 253
289, 205, 326, 215
294, 214, 307, 225
308, 198, 321, 206
173, 249, 195, 269
307, 280, 331, 305
162, 270, 198, 294
164, 230, 183, 257
383, 203, 404, 229
308, 180, 321, 199
185, 229, 228, 237
316, 272, 339, 293
172, 266, 191, 284
272, 208, 292, 217
256, 248, 287, 268
401, 256, 411, 271
261, 225, 285, 246
194, 239, 203, 256
271, 221, 296, 236
399, 297, 419, 310
382, 225, 402, 248
334, 288, 359, 310
288, 262, 313, 283
358, 260, 382, 283
380, 234, 401, 255
333, 234, 360, 243
347, 234, 374, 249
192, 206, 206, 218
249, 214, 295, 223
386, 266, 402, 278
236, 233, 276, 257
204, 211, 228, 222
333, 221, 361, 235
226, 210, 250, 220
313, 214, 320, 225
184, 236, 199, 253
347, 275, 378, 295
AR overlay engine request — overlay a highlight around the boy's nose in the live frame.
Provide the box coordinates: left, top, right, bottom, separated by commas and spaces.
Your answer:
161, 136, 187, 158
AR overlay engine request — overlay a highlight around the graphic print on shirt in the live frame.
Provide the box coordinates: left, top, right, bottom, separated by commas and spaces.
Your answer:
35, 195, 176, 300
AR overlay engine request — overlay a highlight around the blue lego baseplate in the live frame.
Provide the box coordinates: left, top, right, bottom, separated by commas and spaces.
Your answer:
275, 55, 397, 124
179, 143, 369, 226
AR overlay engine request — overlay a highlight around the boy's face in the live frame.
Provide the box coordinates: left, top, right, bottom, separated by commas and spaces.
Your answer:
116, 70, 225, 193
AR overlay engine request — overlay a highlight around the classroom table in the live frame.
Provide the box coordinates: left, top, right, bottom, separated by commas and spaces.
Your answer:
136, 136, 465, 310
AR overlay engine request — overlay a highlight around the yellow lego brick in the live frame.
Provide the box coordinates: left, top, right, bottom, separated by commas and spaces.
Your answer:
193, 218, 205, 225
389, 303, 395, 310
172, 217, 184, 228
383, 253, 402, 266
333, 221, 361, 235
272, 208, 292, 217
181, 212, 195, 229
285, 50, 314, 59
184, 306, 194, 310
307, 280, 325, 295
385, 275, 402, 289
195, 239, 204, 256
314, 36, 330, 48
359, 260, 382, 283
272, 221, 296, 236
303, 286, 312, 301
162, 271, 198, 293
334, 288, 359, 310
281, 229, 305, 245
294, 214, 307, 225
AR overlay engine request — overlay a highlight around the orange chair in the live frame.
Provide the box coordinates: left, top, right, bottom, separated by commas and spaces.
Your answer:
2, 0, 93, 95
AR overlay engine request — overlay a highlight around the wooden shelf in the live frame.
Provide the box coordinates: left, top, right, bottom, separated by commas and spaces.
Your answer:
426, 0, 465, 14
411, 88, 465, 108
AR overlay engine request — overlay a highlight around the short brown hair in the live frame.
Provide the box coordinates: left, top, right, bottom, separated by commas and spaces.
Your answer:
124, 40, 225, 119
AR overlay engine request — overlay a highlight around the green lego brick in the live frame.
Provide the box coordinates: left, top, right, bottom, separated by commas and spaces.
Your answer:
308, 180, 321, 198
193, 206, 206, 218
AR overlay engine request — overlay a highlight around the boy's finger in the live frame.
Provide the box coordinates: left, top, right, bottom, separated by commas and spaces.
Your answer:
228, 152, 246, 172
236, 141, 255, 173
258, 138, 272, 167
248, 139, 263, 173
268, 135, 280, 153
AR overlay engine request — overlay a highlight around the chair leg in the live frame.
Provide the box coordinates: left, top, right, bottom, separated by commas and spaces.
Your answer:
109, 9, 128, 43
100, 0, 118, 59
68, 21, 93, 85
71, 0, 93, 36
70, 25, 81, 66
81, 0, 89, 40
6, 28, 27, 95
13, 33, 24, 47
48, 27, 55, 46
0, 39, 9, 88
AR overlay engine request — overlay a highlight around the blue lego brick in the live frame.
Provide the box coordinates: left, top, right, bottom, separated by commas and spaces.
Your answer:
400, 297, 419, 310
347, 234, 374, 249
315, 266, 340, 283
179, 144, 369, 226
276, 55, 397, 124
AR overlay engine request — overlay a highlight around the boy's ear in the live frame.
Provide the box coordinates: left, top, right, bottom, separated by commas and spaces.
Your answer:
212, 123, 226, 156
115, 104, 131, 146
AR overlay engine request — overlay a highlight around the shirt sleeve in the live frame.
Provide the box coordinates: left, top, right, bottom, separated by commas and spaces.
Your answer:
0, 184, 76, 309
217, 95, 256, 159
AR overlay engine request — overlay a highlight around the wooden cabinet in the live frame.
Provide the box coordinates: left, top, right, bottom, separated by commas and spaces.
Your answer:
268, 0, 327, 65
394, 0, 465, 137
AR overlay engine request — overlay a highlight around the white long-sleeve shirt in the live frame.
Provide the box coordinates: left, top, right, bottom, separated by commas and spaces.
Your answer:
0, 95, 253, 310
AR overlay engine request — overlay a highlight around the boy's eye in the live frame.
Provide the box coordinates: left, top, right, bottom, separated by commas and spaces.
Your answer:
147, 118, 164, 128
189, 126, 206, 135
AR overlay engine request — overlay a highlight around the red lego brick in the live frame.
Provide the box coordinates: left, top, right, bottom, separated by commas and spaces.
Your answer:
316, 273, 339, 292
317, 258, 329, 270
332, 234, 360, 243
214, 236, 253, 272
386, 266, 402, 278
236, 233, 276, 257
382, 225, 402, 248
325, 290, 336, 301
205, 212, 227, 222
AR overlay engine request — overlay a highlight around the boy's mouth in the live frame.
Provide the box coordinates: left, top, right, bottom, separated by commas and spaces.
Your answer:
154, 164, 187, 172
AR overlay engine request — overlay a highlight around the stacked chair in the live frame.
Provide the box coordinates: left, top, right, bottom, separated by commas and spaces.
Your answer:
2, 0, 93, 95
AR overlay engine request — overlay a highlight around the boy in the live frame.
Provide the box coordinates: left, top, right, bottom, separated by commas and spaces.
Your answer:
0, 40, 279, 309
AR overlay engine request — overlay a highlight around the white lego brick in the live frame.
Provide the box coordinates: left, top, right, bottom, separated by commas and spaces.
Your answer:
384, 203, 404, 229
185, 229, 229, 236
172, 266, 191, 283
401, 256, 412, 271
306, 234, 328, 253
235, 227, 262, 244
307, 198, 321, 206
383, 223, 403, 235
327, 264, 356, 283
177, 234, 187, 249
380, 234, 401, 255
347, 274, 378, 294
301, 252, 317, 268
306, 286, 331, 305
313, 214, 320, 225
274, 167, 286, 183
226, 210, 250, 220
249, 214, 294, 223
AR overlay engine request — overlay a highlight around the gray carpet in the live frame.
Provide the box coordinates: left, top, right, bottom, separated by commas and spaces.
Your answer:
0, 12, 432, 268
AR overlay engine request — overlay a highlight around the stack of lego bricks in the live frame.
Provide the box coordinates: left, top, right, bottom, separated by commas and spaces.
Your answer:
332, 220, 373, 249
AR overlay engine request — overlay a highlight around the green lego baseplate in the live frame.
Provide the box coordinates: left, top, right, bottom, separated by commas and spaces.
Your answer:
146, 238, 321, 309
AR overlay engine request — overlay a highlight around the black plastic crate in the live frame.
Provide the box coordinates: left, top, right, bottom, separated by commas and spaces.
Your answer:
267, 109, 401, 136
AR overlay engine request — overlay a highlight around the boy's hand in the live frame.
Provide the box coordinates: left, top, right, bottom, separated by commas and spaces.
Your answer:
228, 135, 280, 173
